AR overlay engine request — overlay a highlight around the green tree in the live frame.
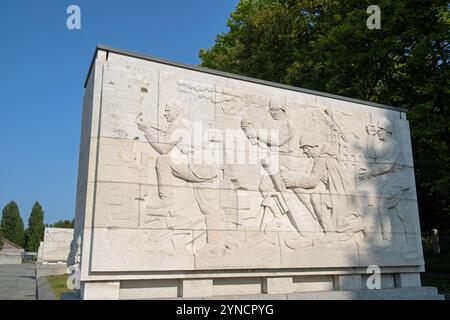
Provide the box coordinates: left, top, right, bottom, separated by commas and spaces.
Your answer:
200, 0, 450, 230
26, 202, 45, 252
23, 228, 28, 251
0, 228, 4, 250
50, 219, 74, 229
1, 201, 24, 246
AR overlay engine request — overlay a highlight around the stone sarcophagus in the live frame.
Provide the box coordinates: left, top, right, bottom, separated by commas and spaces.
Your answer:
70, 46, 436, 299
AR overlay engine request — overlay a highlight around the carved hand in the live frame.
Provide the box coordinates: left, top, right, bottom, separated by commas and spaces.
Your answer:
366, 124, 377, 136
358, 168, 372, 180
241, 120, 258, 139
245, 128, 258, 140
281, 174, 295, 188
137, 122, 148, 133
136, 114, 148, 132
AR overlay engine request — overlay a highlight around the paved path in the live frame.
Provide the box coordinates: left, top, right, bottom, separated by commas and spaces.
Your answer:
0, 264, 36, 300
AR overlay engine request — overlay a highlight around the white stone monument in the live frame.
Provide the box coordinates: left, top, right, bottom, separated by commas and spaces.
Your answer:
36, 228, 73, 278
69, 45, 442, 299
40, 227, 73, 263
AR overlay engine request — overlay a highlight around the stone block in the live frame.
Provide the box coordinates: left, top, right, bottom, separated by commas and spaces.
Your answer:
120, 279, 179, 299
394, 273, 421, 288
213, 278, 263, 297
81, 281, 120, 300
181, 279, 213, 298
263, 277, 293, 294
334, 275, 362, 291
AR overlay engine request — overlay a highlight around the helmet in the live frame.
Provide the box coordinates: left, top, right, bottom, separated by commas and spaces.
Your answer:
165, 100, 184, 116
377, 119, 393, 133
299, 135, 319, 148
269, 97, 286, 111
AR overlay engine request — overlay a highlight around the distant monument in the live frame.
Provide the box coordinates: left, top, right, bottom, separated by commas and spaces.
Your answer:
36, 227, 73, 278
67, 45, 442, 299
38, 227, 73, 263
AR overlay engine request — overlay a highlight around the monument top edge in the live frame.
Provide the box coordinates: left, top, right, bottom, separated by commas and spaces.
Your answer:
45, 227, 74, 231
84, 44, 407, 114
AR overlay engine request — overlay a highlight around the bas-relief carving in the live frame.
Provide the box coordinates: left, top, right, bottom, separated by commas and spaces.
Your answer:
357, 119, 417, 255
91, 67, 422, 271
135, 100, 234, 256
67, 234, 81, 274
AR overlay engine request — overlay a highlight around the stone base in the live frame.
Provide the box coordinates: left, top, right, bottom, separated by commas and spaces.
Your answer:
66, 287, 445, 300
185, 287, 444, 300
36, 263, 69, 278
78, 272, 443, 300
77, 286, 443, 300
81, 281, 120, 300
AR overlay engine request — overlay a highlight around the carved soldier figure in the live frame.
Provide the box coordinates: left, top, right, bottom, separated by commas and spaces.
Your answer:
281, 135, 361, 235
358, 119, 411, 247
137, 101, 228, 254
241, 98, 297, 225
138, 102, 217, 205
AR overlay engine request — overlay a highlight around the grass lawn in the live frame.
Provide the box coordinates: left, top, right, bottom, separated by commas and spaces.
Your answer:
47, 274, 71, 299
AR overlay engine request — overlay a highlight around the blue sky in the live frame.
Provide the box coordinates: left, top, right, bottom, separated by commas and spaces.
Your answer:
0, 0, 239, 224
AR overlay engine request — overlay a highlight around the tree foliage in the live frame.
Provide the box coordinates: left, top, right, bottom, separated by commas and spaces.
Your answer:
0, 228, 4, 251
25, 202, 45, 252
1, 201, 24, 247
200, 0, 450, 230
50, 219, 74, 229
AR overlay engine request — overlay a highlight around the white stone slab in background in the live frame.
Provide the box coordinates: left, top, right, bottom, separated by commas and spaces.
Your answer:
41, 227, 73, 263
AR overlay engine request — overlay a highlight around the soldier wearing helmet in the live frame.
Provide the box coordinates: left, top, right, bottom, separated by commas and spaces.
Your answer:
298, 136, 320, 159
281, 133, 361, 235
241, 97, 297, 228
268, 99, 286, 121
375, 119, 394, 141
358, 118, 412, 249
137, 100, 230, 254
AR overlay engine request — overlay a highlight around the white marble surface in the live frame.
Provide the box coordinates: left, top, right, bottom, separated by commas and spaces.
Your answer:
71, 47, 427, 299
41, 227, 73, 263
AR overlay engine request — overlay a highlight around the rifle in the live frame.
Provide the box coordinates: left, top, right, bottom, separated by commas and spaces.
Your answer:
261, 159, 304, 236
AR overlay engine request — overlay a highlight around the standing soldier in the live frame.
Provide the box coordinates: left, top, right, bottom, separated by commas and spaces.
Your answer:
358, 119, 412, 248
241, 98, 298, 227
